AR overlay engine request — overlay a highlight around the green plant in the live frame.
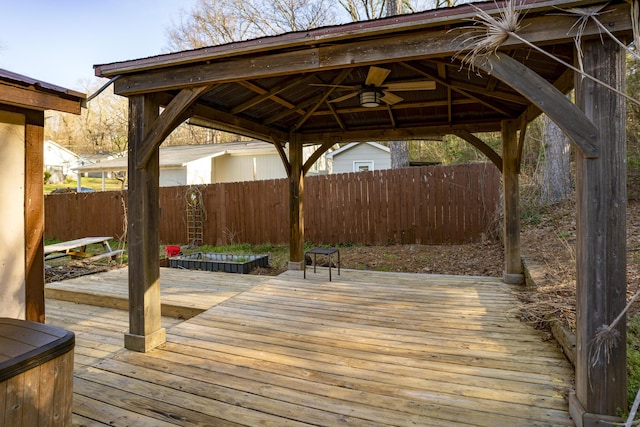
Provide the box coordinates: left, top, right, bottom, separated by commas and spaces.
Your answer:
520, 209, 542, 226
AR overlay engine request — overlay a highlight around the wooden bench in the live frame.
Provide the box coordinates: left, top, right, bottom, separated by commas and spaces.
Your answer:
45, 237, 123, 263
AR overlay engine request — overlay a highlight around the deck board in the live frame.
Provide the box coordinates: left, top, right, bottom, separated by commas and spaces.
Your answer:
45, 268, 574, 426
46, 267, 270, 319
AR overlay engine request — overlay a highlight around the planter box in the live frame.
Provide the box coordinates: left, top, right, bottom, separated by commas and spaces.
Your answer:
169, 253, 269, 274
0, 318, 75, 426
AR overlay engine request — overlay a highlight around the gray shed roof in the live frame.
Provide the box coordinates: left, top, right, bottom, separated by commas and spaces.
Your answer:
325, 142, 390, 159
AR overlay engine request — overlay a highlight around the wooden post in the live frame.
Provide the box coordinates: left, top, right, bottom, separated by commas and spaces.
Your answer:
570, 38, 627, 424
501, 119, 523, 284
289, 135, 304, 269
124, 94, 166, 352
24, 110, 45, 323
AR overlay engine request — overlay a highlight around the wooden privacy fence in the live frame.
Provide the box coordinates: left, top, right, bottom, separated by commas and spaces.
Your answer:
45, 163, 501, 246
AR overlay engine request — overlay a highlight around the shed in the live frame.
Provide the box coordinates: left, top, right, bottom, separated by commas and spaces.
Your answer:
77, 140, 287, 187
0, 69, 84, 321
94, 0, 633, 421
325, 142, 391, 174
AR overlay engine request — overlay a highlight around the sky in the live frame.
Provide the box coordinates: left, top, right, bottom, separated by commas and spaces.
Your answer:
0, 0, 198, 93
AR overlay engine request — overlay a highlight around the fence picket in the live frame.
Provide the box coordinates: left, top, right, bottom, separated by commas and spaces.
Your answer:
45, 164, 500, 246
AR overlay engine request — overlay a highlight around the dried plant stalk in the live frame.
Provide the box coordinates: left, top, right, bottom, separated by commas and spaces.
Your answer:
454, 0, 640, 106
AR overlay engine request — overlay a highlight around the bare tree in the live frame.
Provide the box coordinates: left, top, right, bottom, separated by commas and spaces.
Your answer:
167, 0, 338, 49
386, 0, 410, 169
338, 0, 386, 21
45, 82, 128, 155
539, 114, 572, 204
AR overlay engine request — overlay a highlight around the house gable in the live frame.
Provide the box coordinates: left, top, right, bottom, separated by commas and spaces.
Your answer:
326, 142, 391, 174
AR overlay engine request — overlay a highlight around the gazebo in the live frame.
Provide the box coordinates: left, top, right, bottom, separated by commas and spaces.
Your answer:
94, 0, 633, 423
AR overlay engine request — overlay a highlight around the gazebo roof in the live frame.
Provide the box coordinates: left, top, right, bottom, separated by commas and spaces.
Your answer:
94, 0, 629, 146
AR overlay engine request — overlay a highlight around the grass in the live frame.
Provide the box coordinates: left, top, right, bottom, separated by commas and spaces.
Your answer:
45, 177, 124, 193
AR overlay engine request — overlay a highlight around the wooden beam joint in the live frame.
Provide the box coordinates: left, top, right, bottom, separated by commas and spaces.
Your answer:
473, 52, 599, 158
136, 85, 214, 169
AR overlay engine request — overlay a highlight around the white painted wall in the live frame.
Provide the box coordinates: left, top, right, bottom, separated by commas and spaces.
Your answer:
0, 110, 26, 319
43, 140, 79, 177
213, 153, 286, 183
159, 167, 187, 187
186, 156, 213, 185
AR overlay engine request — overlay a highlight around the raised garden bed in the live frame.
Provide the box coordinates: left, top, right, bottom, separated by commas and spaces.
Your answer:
169, 252, 269, 274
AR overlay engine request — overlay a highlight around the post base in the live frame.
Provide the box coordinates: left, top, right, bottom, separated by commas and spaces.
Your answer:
124, 328, 166, 352
288, 260, 304, 271
503, 272, 524, 284
568, 391, 624, 427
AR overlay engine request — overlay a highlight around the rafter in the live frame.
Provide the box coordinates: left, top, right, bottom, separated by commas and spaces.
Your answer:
325, 101, 346, 130
385, 103, 397, 129
293, 68, 352, 130
263, 94, 325, 125
232, 75, 311, 114
399, 62, 515, 116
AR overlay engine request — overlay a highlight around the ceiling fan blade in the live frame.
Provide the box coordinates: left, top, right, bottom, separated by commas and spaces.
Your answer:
328, 91, 359, 103
310, 83, 359, 90
381, 91, 403, 105
384, 81, 436, 91
365, 66, 391, 87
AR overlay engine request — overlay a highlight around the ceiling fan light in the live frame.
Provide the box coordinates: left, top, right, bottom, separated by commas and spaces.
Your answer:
360, 90, 380, 107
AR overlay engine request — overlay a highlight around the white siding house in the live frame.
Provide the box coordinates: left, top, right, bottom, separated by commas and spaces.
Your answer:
44, 140, 88, 182
325, 142, 391, 174
77, 141, 288, 188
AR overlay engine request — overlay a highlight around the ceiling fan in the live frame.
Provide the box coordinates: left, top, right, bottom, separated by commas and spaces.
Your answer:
314, 66, 436, 107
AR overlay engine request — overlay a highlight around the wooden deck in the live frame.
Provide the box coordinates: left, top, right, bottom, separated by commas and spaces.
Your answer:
46, 267, 270, 319
45, 268, 574, 426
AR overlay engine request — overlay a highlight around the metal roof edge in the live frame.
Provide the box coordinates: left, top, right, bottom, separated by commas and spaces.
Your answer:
94, 0, 605, 78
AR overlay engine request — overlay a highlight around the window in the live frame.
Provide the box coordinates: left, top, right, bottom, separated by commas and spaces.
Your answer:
354, 161, 374, 172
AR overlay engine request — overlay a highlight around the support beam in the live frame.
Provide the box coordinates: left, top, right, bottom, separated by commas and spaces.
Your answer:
24, 110, 45, 323
136, 85, 213, 169
288, 135, 304, 270
303, 141, 335, 176
125, 94, 166, 352
501, 119, 523, 284
570, 37, 627, 425
451, 130, 502, 172
473, 52, 599, 158
271, 137, 291, 177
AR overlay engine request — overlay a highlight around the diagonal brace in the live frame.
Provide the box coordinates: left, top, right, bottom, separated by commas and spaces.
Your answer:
473, 52, 598, 158
136, 85, 214, 169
